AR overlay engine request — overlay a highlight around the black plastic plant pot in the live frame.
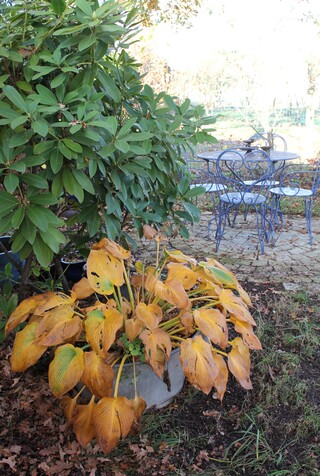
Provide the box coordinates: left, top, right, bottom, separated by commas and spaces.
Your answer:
0, 236, 24, 285
61, 258, 86, 283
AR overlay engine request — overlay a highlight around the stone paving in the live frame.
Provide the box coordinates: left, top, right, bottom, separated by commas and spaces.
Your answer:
139, 212, 320, 294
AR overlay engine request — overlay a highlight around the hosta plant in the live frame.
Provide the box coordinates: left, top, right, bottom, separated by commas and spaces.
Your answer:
6, 226, 262, 454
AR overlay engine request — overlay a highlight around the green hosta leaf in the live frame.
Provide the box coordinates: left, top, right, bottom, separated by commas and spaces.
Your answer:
32, 119, 49, 137
50, 0, 66, 15
79, 34, 96, 51
22, 174, 48, 189
0, 191, 19, 216
72, 169, 95, 194
33, 234, 53, 267
2, 86, 28, 112
26, 207, 49, 232
4, 173, 19, 192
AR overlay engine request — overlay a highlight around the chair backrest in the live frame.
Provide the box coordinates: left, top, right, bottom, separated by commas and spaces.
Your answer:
244, 132, 287, 152
215, 148, 274, 203
279, 161, 320, 195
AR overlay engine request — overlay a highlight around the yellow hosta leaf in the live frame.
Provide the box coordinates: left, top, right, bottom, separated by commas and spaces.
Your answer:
144, 266, 158, 293
84, 309, 105, 354
228, 337, 253, 390
60, 395, 78, 426
219, 289, 256, 326
93, 397, 134, 454
132, 395, 147, 422
82, 351, 114, 398
10, 321, 48, 372
164, 249, 197, 266
199, 261, 237, 288
155, 279, 190, 309
35, 292, 76, 315
83, 300, 108, 315
140, 328, 172, 378
86, 248, 124, 295
167, 262, 199, 290
125, 318, 144, 342
135, 302, 163, 330
92, 238, 130, 260
194, 308, 228, 349
73, 396, 96, 447
179, 310, 195, 335
102, 309, 123, 352
35, 304, 81, 346
231, 318, 262, 350
49, 344, 84, 397
5, 292, 54, 335
72, 277, 95, 300
142, 224, 158, 240
179, 335, 218, 394
212, 353, 229, 401
203, 259, 252, 306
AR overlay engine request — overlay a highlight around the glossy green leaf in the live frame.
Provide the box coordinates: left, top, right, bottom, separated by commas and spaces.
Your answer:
23, 174, 48, 189
50, 0, 66, 15
72, 169, 95, 194
32, 119, 49, 137
79, 34, 96, 51
2, 85, 28, 112
26, 207, 49, 232
50, 149, 64, 174
4, 173, 19, 192
0, 191, 19, 216
33, 234, 53, 267
11, 207, 25, 229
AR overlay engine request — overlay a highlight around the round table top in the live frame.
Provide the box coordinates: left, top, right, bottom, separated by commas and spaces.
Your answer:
196, 150, 300, 162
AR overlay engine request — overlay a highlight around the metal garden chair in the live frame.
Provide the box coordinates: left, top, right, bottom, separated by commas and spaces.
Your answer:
212, 148, 274, 254
270, 161, 320, 244
183, 152, 226, 235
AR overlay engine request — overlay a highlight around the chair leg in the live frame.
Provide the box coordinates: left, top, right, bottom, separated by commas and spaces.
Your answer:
255, 204, 267, 254
305, 197, 313, 245
215, 202, 227, 252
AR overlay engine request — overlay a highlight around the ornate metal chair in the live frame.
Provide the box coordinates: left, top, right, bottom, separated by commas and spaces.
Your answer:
270, 161, 320, 244
213, 148, 274, 253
